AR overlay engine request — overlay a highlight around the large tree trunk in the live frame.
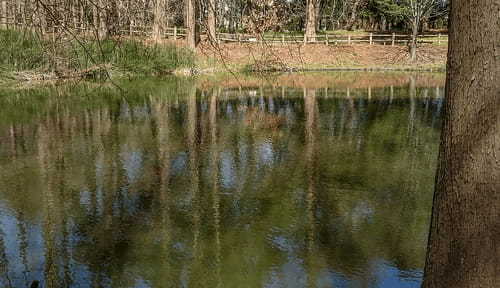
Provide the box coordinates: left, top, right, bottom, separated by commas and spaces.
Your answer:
422, 0, 500, 287
305, 0, 318, 42
152, 0, 166, 42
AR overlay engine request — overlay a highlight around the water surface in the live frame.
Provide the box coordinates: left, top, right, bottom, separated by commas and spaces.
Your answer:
0, 74, 444, 287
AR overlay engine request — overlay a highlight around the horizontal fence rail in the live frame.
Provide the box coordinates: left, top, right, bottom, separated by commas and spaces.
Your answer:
0, 22, 448, 45
164, 29, 447, 46
212, 32, 448, 45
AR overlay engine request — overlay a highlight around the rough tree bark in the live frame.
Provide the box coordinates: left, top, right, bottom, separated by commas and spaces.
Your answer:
422, 0, 500, 287
185, 0, 199, 49
305, 0, 318, 42
152, 0, 166, 42
207, 0, 217, 42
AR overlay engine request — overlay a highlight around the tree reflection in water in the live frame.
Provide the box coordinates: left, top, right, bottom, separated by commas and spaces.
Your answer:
0, 76, 443, 288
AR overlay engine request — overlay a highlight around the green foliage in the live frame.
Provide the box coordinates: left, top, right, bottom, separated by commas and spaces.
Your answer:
0, 29, 48, 71
370, 0, 408, 20
70, 39, 195, 75
0, 29, 195, 77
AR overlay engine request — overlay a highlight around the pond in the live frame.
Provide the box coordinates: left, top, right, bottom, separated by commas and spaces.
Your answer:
0, 73, 444, 288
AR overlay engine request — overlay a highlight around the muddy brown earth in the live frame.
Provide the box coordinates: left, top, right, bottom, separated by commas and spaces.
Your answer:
193, 41, 448, 70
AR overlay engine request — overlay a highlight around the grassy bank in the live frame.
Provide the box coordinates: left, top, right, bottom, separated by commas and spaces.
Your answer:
0, 29, 195, 84
0, 28, 447, 86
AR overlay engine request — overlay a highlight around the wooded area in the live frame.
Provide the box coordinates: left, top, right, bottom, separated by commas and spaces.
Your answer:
0, 0, 448, 52
1, 0, 499, 287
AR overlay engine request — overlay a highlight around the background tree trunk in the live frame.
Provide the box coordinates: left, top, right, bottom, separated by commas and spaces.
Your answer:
92, 2, 99, 33
315, 2, 321, 31
422, 0, 500, 287
1, 0, 7, 28
207, 0, 216, 42
98, 0, 108, 38
409, 20, 418, 61
305, 0, 318, 42
12, 0, 17, 27
185, 0, 199, 49
346, 0, 361, 30
152, 0, 166, 42
72, 1, 79, 29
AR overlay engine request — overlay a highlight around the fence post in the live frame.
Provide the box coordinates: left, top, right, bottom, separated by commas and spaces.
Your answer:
438, 33, 441, 45
304, 34, 307, 45
348, 34, 351, 45
326, 34, 329, 45
369, 33, 373, 45
392, 33, 395, 46
282, 34, 285, 45
173, 26, 177, 40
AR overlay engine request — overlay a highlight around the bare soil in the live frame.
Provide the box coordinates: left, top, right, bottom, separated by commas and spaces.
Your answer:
193, 41, 447, 71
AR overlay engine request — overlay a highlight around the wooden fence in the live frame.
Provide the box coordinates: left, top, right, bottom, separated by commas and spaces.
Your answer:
1, 22, 448, 46
160, 27, 448, 46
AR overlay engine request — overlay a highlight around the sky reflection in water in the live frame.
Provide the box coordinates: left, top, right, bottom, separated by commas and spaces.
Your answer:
0, 75, 444, 288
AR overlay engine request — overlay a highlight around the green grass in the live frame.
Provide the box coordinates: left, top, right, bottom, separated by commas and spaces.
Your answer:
70, 39, 195, 74
0, 29, 48, 71
0, 29, 195, 78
